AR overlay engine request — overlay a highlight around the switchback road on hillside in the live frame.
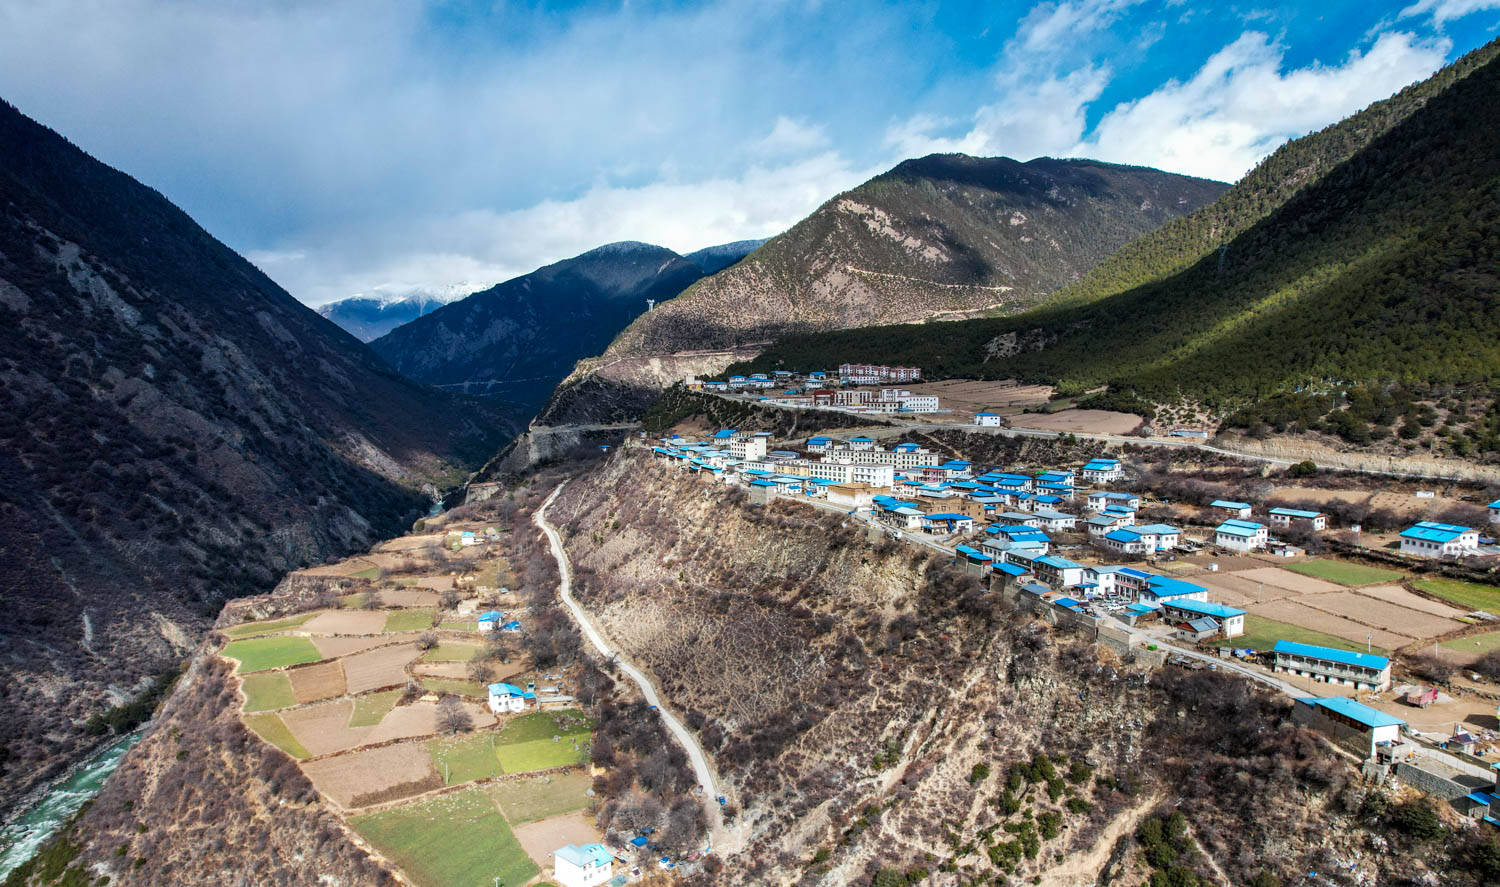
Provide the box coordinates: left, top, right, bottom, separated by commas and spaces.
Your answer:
534, 486, 737, 855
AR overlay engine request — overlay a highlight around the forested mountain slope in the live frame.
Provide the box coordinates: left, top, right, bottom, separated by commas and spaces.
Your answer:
0, 97, 510, 812
734, 41, 1500, 454
369, 241, 710, 412
603, 155, 1226, 356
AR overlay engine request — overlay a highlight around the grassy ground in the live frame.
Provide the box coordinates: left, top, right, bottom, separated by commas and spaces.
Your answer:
1440, 631, 1500, 655
430, 733, 504, 785
1414, 578, 1500, 613
385, 609, 437, 632
240, 672, 296, 712
487, 772, 592, 823
1284, 560, 1403, 586
339, 592, 372, 608
348, 689, 404, 727
1229, 615, 1391, 656
421, 678, 488, 697
222, 612, 316, 640
438, 618, 479, 632
350, 567, 382, 580
495, 711, 592, 774
351, 787, 537, 887
426, 642, 482, 662
222, 636, 323, 673
244, 713, 310, 758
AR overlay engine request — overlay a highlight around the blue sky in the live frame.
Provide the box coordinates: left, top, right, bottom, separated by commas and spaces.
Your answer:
1, 0, 1497, 306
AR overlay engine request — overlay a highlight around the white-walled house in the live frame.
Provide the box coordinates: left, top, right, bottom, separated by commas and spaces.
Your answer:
1079, 459, 1123, 484
1085, 491, 1140, 513
1291, 697, 1404, 759
1268, 508, 1327, 532
554, 843, 614, 887
477, 610, 503, 633
1215, 519, 1268, 551
1490, 499, 1500, 525
1399, 521, 1481, 558
1160, 599, 1245, 638
488, 682, 536, 714
1209, 500, 1253, 520
1274, 642, 1391, 692
974, 412, 1003, 426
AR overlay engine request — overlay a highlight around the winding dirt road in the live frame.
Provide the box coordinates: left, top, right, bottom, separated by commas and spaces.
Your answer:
534, 485, 739, 855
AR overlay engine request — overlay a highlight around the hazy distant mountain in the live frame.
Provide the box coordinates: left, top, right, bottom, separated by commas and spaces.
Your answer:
369, 241, 708, 412
683, 238, 767, 275
318, 290, 461, 341
604, 154, 1227, 357
0, 96, 512, 811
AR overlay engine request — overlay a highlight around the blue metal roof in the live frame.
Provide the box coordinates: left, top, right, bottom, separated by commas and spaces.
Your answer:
1104, 529, 1141, 542
1036, 555, 1082, 569
993, 562, 1028, 576
1216, 521, 1263, 536
557, 843, 614, 867
1126, 602, 1160, 614
1053, 597, 1082, 609
1081, 459, 1118, 470
1134, 523, 1180, 534
1273, 640, 1389, 670
1302, 696, 1405, 728
1269, 508, 1322, 519
1119, 567, 1152, 579
478, 610, 503, 621
1144, 576, 1207, 598
1211, 500, 1251, 509
924, 513, 971, 521
1400, 521, 1473, 543
1163, 599, 1244, 619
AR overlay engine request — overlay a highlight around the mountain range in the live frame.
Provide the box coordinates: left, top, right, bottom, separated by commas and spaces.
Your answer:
732, 37, 1500, 457
316, 290, 462, 342
368, 239, 761, 414
0, 96, 512, 808
602, 155, 1227, 357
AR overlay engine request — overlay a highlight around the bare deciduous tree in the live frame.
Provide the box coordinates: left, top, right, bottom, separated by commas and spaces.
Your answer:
436, 696, 472, 734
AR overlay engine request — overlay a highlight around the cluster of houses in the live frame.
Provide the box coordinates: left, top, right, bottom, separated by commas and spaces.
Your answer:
687, 365, 941, 414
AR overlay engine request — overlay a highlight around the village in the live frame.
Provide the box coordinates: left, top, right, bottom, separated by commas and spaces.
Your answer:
211, 518, 709, 887
648, 413, 1500, 831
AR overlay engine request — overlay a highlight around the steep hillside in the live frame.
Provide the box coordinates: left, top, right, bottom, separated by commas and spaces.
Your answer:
317, 292, 455, 341
734, 41, 1500, 458
546, 452, 1496, 885
369, 242, 706, 412
604, 155, 1226, 356
0, 97, 511, 813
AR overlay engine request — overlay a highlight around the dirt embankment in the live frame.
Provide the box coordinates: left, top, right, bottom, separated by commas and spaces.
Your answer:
545, 451, 1473, 886
11, 651, 396, 887
1216, 432, 1500, 483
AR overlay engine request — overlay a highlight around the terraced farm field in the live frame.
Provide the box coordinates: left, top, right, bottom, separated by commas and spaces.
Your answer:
222, 635, 323, 673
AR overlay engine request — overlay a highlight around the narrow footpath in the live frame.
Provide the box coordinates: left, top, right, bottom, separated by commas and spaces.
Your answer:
534, 485, 740, 856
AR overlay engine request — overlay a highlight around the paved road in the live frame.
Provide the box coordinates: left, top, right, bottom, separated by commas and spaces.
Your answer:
534, 485, 736, 855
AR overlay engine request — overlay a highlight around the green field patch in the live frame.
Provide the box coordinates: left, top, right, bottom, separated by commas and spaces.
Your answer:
488, 771, 592, 823
339, 592, 372, 609
351, 787, 537, 887
426, 642, 482, 662
1414, 578, 1500, 613
1440, 631, 1500, 655
430, 733, 504, 785
349, 689, 404, 727
245, 713, 310, 759
438, 618, 479, 632
421, 678, 488, 697
385, 608, 437, 632
222, 612, 316, 639
222, 636, 323, 673
350, 567, 382, 580
240, 672, 296, 712
1229, 615, 1390, 656
494, 711, 592, 774
1283, 560, 1403, 586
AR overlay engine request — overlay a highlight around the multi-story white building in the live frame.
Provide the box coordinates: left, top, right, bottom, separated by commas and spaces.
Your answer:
1215, 519, 1268, 551
1079, 458, 1123, 483
728, 436, 768, 461
553, 844, 613, 887
1399, 521, 1481, 558
839, 363, 921, 383
1273, 641, 1391, 691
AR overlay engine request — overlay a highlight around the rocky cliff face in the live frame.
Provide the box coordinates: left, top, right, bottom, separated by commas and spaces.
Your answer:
604, 155, 1227, 358
547, 452, 1488, 885
0, 96, 512, 814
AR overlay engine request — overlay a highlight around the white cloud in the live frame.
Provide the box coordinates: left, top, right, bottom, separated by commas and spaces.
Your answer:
752, 116, 831, 158
887, 67, 1109, 160
1074, 31, 1450, 181
1399, 0, 1500, 23
256, 152, 877, 307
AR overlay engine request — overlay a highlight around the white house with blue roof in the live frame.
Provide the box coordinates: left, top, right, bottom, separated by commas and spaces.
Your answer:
1399, 521, 1480, 558
1268, 507, 1327, 531
1159, 598, 1245, 638
1272, 641, 1391, 691
1209, 499, 1253, 519
1085, 491, 1140, 513
477, 610, 503, 633
974, 412, 1003, 426
1215, 519, 1268, 551
1079, 458, 1122, 483
1291, 697, 1405, 759
1135, 575, 1209, 605
554, 843, 614, 887
488, 681, 537, 714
